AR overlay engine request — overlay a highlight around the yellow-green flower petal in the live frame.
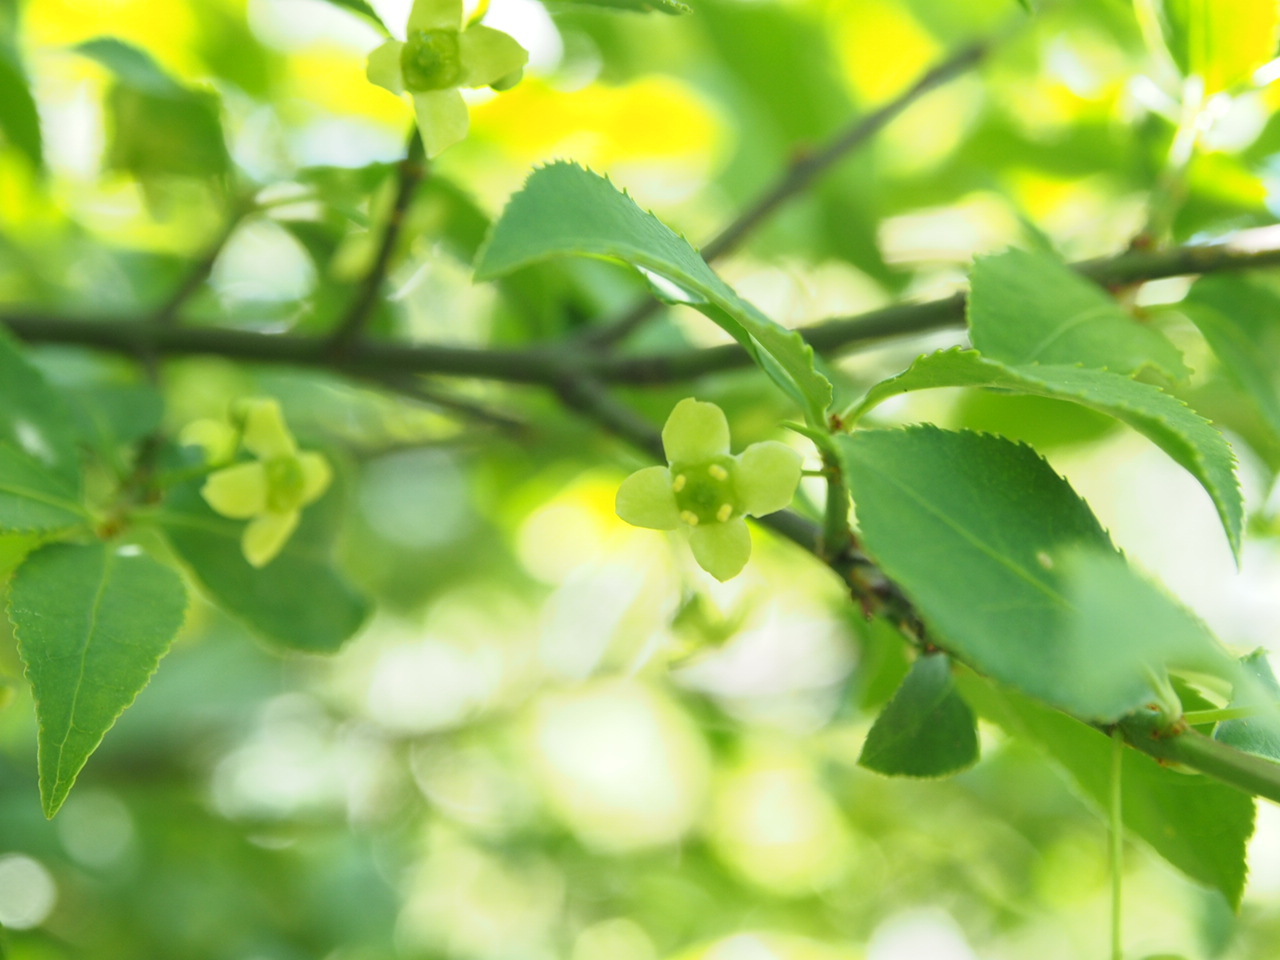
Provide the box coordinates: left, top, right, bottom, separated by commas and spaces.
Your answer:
202, 462, 269, 519
408, 0, 463, 32
662, 398, 730, 464
616, 465, 680, 530
242, 510, 301, 568
734, 441, 803, 517
366, 39, 406, 94
241, 399, 297, 460
412, 89, 469, 158
458, 25, 528, 87
179, 419, 238, 465
688, 518, 751, 581
298, 452, 333, 505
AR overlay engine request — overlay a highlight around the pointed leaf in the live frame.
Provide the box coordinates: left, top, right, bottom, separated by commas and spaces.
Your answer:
964, 675, 1255, 908
158, 484, 369, 654
838, 427, 1231, 722
8, 542, 188, 817
0, 444, 88, 535
968, 250, 1188, 379
852, 348, 1242, 558
0, 330, 83, 490
1215, 650, 1280, 762
1180, 276, 1280, 442
475, 162, 832, 425
859, 653, 978, 778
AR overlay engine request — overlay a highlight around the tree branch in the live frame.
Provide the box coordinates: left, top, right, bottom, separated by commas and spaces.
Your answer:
600, 225, 1280, 383
583, 38, 993, 348
327, 130, 428, 351
6, 226, 1280, 388
373, 371, 531, 436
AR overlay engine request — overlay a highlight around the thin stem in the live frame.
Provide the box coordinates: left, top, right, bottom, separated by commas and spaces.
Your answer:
1155, 728, 1280, 804
327, 129, 428, 351
1110, 727, 1124, 960
373, 372, 531, 436
1133, 77, 1206, 249
582, 37, 994, 348
1182, 706, 1263, 724
152, 193, 256, 327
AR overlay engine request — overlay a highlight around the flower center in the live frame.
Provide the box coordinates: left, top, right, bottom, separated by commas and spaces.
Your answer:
265, 455, 307, 513
671, 457, 738, 526
401, 29, 463, 92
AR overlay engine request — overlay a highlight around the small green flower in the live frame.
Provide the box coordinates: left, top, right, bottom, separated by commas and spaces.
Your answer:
198, 400, 333, 569
365, 0, 529, 158
616, 398, 803, 581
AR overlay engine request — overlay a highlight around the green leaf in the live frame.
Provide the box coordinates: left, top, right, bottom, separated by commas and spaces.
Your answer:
67, 383, 165, 455
0, 533, 39, 581
76, 38, 230, 180
858, 653, 979, 778
8, 541, 188, 817
1156, 0, 1280, 94
75, 38, 184, 94
474, 162, 832, 425
963, 675, 1255, 908
837, 427, 1231, 722
158, 484, 369, 654
1215, 650, 1280, 762
851, 348, 1243, 559
0, 47, 42, 169
0, 330, 83, 491
968, 250, 1189, 379
1053, 549, 1240, 716
0, 444, 88, 535
1181, 276, 1280, 442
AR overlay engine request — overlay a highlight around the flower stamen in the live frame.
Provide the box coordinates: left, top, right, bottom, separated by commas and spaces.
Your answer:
680, 510, 700, 527
708, 464, 729, 481
672, 474, 687, 492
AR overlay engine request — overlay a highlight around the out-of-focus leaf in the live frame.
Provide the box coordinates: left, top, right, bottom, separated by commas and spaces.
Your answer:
0, 47, 42, 169
968, 249, 1189, 379
1156, 0, 1280, 93
75, 38, 183, 94
852, 348, 1242, 559
838, 427, 1233, 722
67, 383, 165, 456
548, 0, 690, 14
159, 484, 369, 654
964, 675, 1255, 908
0, 532, 39, 580
1181, 276, 1280, 442
476, 162, 832, 424
0, 330, 83, 491
1216, 650, 1280, 762
76, 38, 230, 180
9, 541, 187, 817
314, 0, 388, 32
859, 653, 979, 778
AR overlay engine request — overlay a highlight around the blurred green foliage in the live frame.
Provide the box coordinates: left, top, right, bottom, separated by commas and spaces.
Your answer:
3, 0, 1280, 958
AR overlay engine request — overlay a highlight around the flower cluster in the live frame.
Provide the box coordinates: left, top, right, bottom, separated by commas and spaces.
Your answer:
366, 0, 528, 158
183, 399, 332, 568
616, 398, 803, 581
